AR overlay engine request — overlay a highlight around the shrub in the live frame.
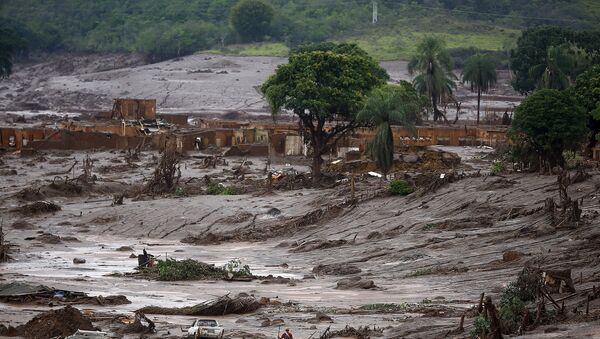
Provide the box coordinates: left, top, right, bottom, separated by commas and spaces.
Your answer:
222, 258, 252, 278
175, 187, 187, 197
490, 160, 505, 175
206, 183, 241, 195
470, 314, 491, 338
389, 179, 414, 195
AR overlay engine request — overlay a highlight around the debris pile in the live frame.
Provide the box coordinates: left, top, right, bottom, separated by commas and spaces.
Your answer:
313, 263, 362, 276
13, 201, 61, 215
319, 325, 383, 339
0, 281, 130, 306
16, 305, 95, 339
120, 311, 155, 334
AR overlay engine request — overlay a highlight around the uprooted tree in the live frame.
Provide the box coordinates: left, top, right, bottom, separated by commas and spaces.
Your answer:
261, 43, 388, 184
145, 138, 181, 194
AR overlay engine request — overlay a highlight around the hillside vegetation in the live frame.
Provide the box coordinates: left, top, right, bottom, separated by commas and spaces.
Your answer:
0, 0, 599, 61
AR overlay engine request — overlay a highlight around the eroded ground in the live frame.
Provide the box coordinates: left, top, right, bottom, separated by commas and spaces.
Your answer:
1, 146, 600, 338
0, 53, 520, 121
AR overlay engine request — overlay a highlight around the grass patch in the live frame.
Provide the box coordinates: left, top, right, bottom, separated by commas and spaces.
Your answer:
389, 179, 414, 196
206, 183, 241, 195
205, 42, 289, 57
490, 160, 506, 175
359, 303, 410, 312
348, 28, 517, 60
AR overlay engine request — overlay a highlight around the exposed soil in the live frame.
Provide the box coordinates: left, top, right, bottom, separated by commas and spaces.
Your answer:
0, 53, 521, 121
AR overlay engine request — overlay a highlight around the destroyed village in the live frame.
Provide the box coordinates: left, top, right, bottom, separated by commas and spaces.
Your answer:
4, 1, 600, 339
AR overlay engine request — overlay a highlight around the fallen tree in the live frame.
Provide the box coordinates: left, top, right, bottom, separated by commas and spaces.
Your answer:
138, 294, 260, 316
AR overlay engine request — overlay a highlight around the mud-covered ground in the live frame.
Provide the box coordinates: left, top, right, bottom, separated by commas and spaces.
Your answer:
0, 53, 520, 121
1, 146, 600, 338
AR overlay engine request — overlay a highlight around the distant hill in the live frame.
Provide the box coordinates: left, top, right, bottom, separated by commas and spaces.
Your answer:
1, 0, 599, 61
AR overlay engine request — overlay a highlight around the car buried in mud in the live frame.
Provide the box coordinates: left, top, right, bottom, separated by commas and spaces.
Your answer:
185, 319, 224, 339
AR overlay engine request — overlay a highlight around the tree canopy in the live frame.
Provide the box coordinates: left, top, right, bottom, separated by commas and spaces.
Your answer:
409, 36, 456, 123
510, 89, 587, 168
528, 44, 589, 90
261, 43, 388, 182
572, 65, 600, 150
230, 0, 274, 42
510, 26, 600, 94
461, 54, 497, 124
2, 1, 600, 62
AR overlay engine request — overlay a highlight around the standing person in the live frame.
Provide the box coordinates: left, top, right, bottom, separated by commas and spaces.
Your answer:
279, 328, 293, 339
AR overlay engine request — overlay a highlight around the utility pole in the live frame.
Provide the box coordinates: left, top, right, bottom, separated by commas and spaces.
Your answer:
372, 1, 378, 24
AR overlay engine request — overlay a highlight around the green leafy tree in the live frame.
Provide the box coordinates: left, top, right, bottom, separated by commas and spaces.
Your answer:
510, 26, 575, 94
408, 36, 456, 123
357, 83, 420, 178
572, 65, 600, 152
510, 89, 587, 169
0, 23, 25, 78
528, 44, 589, 90
461, 54, 497, 124
261, 43, 388, 183
509, 26, 600, 94
230, 0, 274, 42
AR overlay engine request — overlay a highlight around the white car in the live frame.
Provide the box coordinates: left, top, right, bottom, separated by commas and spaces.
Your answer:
186, 319, 225, 339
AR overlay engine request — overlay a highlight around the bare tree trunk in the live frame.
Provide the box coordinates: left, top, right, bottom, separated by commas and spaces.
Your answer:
477, 87, 481, 125
312, 154, 322, 185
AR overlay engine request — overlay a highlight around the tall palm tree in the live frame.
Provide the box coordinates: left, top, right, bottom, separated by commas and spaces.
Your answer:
462, 54, 498, 124
529, 44, 589, 90
408, 36, 457, 123
357, 84, 419, 178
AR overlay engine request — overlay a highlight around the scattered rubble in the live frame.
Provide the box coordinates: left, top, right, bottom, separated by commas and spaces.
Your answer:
318, 325, 383, 339
120, 311, 155, 334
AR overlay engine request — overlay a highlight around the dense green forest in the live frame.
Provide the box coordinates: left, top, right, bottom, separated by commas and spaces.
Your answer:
1, 0, 600, 61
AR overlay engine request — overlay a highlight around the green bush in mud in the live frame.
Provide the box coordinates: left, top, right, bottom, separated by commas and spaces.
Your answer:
389, 179, 413, 195
490, 160, 505, 175
155, 258, 225, 281
222, 258, 252, 279
175, 187, 187, 197
470, 314, 491, 338
471, 269, 539, 337
206, 183, 241, 195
